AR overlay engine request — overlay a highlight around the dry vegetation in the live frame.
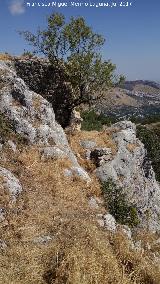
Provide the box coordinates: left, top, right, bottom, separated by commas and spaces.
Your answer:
0, 53, 12, 61
126, 143, 139, 153
0, 131, 160, 284
67, 129, 117, 172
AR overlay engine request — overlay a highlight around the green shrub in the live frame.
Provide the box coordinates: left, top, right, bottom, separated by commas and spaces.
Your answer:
102, 180, 139, 228
130, 114, 160, 125
136, 125, 160, 182
21, 50, 35, 58
81, 110, 117, 131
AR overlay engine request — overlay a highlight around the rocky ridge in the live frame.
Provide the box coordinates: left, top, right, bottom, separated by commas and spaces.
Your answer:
0, 58, 160, 283
96, 121, 160, 232
0, 60, 90, 182
1, 59, 160, 232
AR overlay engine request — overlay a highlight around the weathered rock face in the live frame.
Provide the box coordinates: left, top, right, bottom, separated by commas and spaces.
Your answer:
0, 167, 22, 224
90, 148, 112, 166
13, 57, 74, 127
69, 109, 83, 132
1, 60, 160, 232
0, 167, 22, 200
0, 60, 90, 182
96, 121, 160, 232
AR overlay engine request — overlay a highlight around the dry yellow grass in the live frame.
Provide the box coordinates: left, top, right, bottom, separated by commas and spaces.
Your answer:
0, 133, 160, 284
126, 143, 138, 152
0, 53, 12, 61
67, 129, 117, 173
68, 129, 117, 152
32, 96, 43, 109
110, 231, 160, 283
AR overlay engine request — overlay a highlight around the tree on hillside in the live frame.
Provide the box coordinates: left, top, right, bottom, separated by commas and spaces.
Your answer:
19, 13, 124, 109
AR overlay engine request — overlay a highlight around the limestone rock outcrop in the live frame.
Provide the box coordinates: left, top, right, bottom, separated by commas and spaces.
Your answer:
0, 167, 22, 223
0, 60, 90, 182
0, 166, 22, 200
1, 59, 160, 232
96, 121, 160, 232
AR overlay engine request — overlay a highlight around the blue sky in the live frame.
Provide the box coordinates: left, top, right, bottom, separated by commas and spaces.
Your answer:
0, 0, 160, 81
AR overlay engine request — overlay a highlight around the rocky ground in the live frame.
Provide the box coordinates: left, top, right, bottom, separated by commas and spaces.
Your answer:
0, 59, 160, 284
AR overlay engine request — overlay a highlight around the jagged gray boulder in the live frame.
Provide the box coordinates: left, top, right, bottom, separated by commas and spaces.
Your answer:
120, 225, 132, 240
40, 146, 67, 160
39, 147, 91, 181
103, 213, 117, 232
0, 166, 22, 200
0, 239, 7, 250
80, 140, 97, 160
7, 140, 17, 152
63, 166, 91, 182
88, 196, 99, 209
33, 235, 53, 245
80, 140, 97, 149
96, 121, 160, 232
0, 61, 90, 182
71, 166, 91, 182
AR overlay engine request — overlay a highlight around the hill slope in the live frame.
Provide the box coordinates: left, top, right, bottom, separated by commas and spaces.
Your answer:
95, 81, 160, 119
0, 59, 160, 284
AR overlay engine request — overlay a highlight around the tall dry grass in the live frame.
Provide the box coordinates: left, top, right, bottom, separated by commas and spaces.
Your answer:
0, 137, 160, 283
0, 53, 12, 61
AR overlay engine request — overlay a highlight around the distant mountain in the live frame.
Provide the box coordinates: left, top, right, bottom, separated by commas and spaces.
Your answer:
95, 84, 160, 120
124, 80, 160, 95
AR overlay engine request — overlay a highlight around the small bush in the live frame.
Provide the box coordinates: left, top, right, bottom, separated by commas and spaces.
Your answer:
102, 180, 139, 228
81, 110, 117, 131
21, 50, 35, 58
130, 114, 160, 125
136, 125, 160, 182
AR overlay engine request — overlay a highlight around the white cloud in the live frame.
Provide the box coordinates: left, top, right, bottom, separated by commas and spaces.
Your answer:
9, 0, 25, 15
